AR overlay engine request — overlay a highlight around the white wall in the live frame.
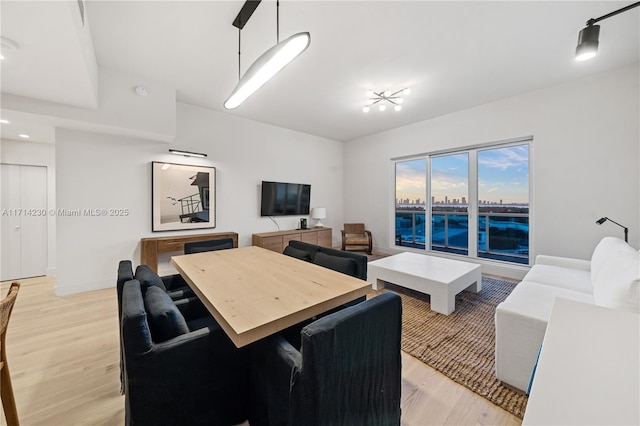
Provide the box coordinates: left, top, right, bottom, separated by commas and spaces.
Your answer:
0, 139, 57, 276
344, 64, 639, 277
54, 103, 344, 295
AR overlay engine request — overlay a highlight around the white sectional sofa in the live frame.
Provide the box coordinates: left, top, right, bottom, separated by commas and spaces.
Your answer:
495, 237, 640, 392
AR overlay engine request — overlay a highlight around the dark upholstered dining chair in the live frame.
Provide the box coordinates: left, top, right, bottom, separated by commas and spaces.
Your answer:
249, 291, 402, 426
284, 240, 368, 281
134, 264, 194, 300
184, 238, 234, 254
117, 261, 136, 394
121, 279, 248, 426
341, 223, 373, 255
117, 261, 195, 394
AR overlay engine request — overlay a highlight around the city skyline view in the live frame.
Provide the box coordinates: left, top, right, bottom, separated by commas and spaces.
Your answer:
396, 144, 529, 206
396, 197, 527, 206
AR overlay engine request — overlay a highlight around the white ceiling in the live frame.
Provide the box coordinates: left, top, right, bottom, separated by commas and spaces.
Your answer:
1, 1, 639, 144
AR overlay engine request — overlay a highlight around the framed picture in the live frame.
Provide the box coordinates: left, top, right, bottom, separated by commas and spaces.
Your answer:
152, 161, 216, 232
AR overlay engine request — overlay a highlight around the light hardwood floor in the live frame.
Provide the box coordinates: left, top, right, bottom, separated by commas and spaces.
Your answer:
1, 276, 521, 425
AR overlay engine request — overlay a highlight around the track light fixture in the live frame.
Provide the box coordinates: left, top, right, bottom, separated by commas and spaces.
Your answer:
224, 0, 310, 109
362, 88, 410, 113
575, 1, 640, 61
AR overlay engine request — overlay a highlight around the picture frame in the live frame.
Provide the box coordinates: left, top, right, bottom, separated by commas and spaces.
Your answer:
152, 161, 216, 232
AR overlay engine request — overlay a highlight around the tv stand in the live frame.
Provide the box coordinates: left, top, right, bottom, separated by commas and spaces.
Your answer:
252, 228, 332, 253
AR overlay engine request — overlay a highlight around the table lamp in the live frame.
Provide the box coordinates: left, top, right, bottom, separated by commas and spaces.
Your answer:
311, 207, 327, 227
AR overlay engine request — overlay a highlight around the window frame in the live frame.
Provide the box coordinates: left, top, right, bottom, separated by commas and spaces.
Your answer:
391, 136, 533, 266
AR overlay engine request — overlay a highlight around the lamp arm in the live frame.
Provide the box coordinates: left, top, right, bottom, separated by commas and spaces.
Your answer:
605, 217, 629, 243
587, 1, 640, 25
605, 217, 625, 229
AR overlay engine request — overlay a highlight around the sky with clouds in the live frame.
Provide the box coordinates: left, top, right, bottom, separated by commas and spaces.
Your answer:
478, 144, 529, 204
396, 144, 529, 205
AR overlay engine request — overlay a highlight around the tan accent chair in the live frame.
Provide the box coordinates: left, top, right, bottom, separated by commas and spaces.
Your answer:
1, 282, 20, 426
341, 223, 373, 255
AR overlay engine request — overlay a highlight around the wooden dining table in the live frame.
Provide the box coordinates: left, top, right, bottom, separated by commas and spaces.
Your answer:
171, 246, 372, 347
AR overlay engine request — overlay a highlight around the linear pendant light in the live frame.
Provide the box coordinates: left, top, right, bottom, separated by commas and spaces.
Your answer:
224, 32, 310, 109
223, 0, 310, 109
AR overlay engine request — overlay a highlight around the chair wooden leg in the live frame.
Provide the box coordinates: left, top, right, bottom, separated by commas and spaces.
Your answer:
1, 347, 19, 426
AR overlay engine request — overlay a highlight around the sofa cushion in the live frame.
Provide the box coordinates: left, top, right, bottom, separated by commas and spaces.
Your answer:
592, 251, 640, 314
283, 245, 312, 262
499, 281, 595, 322
590, 237, 635, 283
313, 252, 357, 277
135, 265, 166, 293
523, 265, 593, 294
144, 286, 189, 342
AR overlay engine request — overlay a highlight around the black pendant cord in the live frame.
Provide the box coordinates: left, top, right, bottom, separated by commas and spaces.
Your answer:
231, 0, 262, 81
276, 0, 280, 43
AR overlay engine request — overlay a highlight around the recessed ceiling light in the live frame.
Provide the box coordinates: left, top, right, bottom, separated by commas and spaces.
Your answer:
135, 86, 148, 96
19, 134, 30, 139
0, 119, 9, 124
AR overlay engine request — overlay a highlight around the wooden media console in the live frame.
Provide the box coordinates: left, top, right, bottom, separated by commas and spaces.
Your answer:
140, 232, 238, 272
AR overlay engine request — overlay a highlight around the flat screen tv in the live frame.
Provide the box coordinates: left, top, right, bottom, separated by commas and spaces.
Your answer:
261, 181, 311, 216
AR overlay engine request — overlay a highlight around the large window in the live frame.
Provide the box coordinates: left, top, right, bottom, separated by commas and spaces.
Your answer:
395, 140, 530, 265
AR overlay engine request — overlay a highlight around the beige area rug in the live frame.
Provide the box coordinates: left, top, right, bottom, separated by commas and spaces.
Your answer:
386, 277, 529, 419
365, 252, 389, 262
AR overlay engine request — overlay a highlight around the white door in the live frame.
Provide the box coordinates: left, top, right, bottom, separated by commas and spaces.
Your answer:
1, 164, 48, 281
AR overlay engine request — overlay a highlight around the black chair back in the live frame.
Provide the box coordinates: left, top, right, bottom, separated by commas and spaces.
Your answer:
249, 291, 402, 426
184, 238, 234, 254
